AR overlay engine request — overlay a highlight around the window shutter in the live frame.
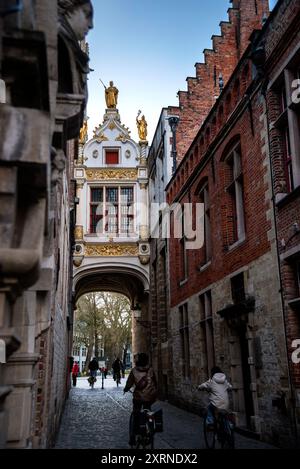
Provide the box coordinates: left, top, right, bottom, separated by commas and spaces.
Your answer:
105, 150, 119, 165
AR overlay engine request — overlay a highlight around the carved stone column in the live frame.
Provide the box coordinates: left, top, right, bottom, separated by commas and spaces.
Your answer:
138, 142, 150, 265
131, 295, 151, 356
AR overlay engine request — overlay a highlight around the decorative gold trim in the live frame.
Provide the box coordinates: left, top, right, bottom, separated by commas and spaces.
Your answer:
116, 133, 130, 143
95, 133, 108, 143
108, 122, 117, 130
86, 169, 138, 181
74, 226, 84, 240
85, 244, 139, 257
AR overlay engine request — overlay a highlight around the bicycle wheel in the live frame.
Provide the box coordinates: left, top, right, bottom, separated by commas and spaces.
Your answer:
129, 413, 135, 448
203, 415, 216, 449
134, 434, 146, 449
221, 418, 235, 449
149, 432, 154, 450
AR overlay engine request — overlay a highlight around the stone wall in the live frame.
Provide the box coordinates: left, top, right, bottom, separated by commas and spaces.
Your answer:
161, 0, 299, 448
0, 0, 92, 448
169, 249, 291, 446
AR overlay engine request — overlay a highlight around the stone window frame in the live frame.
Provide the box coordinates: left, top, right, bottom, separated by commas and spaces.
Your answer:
272, 64, 300, 194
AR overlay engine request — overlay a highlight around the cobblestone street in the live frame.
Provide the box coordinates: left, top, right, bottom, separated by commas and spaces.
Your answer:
55, 377, 276, 450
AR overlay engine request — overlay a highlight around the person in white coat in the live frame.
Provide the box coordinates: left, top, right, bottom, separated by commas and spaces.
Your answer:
198, 367, 232, 427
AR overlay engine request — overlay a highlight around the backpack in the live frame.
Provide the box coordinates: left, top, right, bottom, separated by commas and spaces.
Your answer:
135, 373, 149, 391
134, 369, 158, 401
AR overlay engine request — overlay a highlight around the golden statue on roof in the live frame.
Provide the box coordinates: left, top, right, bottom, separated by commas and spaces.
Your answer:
79, 119, 88, 144
136, 111, 148, 141
104, 80, 119, 109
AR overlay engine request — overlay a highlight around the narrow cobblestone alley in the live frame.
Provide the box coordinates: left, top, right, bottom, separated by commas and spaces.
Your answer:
55, 377, 276, 450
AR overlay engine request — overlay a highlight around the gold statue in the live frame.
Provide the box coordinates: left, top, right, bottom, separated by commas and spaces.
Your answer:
105, 80, 119, 109
79, 119, 88, 144
136, 111, 148, 141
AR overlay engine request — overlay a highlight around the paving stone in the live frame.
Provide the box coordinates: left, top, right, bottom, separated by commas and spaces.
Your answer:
55, 377, 276, 450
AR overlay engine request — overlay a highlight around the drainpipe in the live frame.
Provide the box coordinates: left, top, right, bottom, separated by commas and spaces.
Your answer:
262, 85, 299, 448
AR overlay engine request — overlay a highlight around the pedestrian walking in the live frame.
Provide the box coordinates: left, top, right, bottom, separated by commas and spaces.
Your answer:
71, 361, 79, 387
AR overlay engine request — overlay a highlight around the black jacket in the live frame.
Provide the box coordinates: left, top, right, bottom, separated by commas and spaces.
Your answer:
88, 360, 99, 371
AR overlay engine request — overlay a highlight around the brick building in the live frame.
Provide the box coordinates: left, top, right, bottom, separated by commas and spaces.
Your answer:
259, 0, 300, 444
167, 0, 270, 162
149, 0, 300, 447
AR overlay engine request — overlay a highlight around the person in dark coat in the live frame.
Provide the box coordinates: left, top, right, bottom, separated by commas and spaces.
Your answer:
88, 357, 99, 385
112, 357, 123, 383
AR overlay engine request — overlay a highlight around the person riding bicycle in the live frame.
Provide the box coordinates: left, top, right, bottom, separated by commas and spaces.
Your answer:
198, 366, 232, 429
88, 357, 99, 386
123, 353, 158, 446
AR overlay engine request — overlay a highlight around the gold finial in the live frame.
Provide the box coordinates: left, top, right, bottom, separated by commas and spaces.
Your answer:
136, 110, 148, 141
79, 119, 88, 144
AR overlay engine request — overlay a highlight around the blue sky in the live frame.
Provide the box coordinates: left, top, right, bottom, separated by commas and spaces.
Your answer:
87, 0, 277, 143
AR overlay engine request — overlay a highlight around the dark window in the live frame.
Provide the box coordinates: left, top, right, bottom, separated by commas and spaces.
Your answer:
106, 188, 118, 233
296, 261, 300, 297
120, 187, 134, 234
179, 304, 190, 379
199, 291, 215, 377
90, 188, 103, 233
231, 273, 246, 304
198, 182, 211, 264
282, 126, 294, 192
225, 145, 245, 245
274, 69, 300, 193
180, 206, 188, 282
280, 85, 287, 113
90, 186, 134, 236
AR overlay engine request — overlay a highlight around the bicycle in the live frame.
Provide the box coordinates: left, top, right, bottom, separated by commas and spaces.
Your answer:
88, 374, 97, 389
114, 371, 121, 387
203, 408, 235, 449
129, 408, 155, 449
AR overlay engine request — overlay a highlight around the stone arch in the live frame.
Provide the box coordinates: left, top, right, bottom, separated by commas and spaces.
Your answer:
73, 262, 150, 355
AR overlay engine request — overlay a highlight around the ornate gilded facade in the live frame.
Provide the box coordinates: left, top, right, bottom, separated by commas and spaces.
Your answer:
73, 93, 151, 354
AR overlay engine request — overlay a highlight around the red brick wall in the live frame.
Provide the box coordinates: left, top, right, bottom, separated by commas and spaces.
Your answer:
168, 0, 269, 162
264, 0, 300, 390
168, 88, 270, 308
